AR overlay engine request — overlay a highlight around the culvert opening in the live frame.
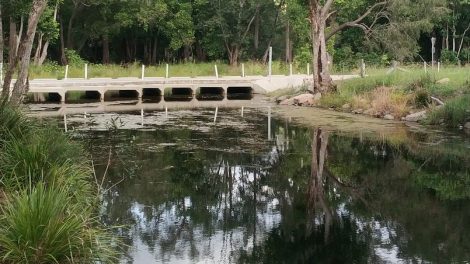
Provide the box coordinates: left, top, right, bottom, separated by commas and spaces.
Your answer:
142, 88, 162, 103
105, 90, 139, 101
227, 87, 253, 100
164, 88, 193, 102
65, 91, 101, 104
26, 93, 62, 104
196, 87, 224, 101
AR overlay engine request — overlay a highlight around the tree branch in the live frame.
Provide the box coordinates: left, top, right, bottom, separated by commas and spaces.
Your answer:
325, 1, 388, 42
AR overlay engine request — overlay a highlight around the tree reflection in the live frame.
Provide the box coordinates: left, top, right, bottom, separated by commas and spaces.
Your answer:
84, 111, 470, 264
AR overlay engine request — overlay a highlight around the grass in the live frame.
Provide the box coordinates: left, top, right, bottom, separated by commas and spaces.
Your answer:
320, 65, 470, 126
0, 100, 119, 263
0, 183, 116, 263
28, 61, 314, 79
425, 95, 470, 127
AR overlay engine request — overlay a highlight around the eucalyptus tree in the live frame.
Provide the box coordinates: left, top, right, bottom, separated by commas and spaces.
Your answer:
1, 0, 49, 104
303, 0, 446, 93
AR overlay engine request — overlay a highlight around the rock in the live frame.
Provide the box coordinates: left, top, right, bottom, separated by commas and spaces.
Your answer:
292, 94, 314, 106
436, 78, 450, 84
342, 103, 351, 110
405, 110, 427, 122
364, 108, 375, 116
352, 109, 363, 114
291, 93, 320, 106
276, 95, 288, 103
465, 122, 470, 129
280, 98, 295, 105
384, 114, 395, 120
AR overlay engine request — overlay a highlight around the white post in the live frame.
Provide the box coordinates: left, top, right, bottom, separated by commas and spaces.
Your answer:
64, 114, 68, 132
242, 63, 245, 77
141, 65, 145, 80
241, 106, 244, 117
268, 46, 272, 78
289, 63, 293, 76
165, 106, 168, 118
360, 59, 366, 78
84, 64, 88, 79
213, 107, 218, 123
64, 65, 69, 80
214, 64, 219, 79
438, 62, 440, 73
307, 63, 310, 76
141, 109, 144, 126
166, 64, 169, 78
424, 62, 427, 73
268, 107, 272, 140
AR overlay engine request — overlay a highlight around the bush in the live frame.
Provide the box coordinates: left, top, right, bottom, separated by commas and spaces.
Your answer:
0, 103, 119, 262
65, 49, 87, 66
440, 50, 459, 65
426, 95, 470, 127
0, 183, 116, 263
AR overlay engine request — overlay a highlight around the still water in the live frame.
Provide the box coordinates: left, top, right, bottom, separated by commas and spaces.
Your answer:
64, 106, 470, 263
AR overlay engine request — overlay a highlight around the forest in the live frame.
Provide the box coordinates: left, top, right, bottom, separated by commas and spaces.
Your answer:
1, 0, 469, 68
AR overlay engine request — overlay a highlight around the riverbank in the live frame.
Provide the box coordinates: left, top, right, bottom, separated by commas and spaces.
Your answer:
0, 101, 118, 262
271, 66, 470, 129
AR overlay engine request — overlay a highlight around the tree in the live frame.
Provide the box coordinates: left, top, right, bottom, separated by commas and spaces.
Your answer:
1, 0, 49, 104
306, 0, 446, 93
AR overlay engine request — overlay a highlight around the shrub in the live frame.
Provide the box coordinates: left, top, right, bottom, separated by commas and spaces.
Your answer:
414, 89, 431, 108
0, 183, 117, 263
426, 95, 470, 127
440, 50, 459, 65
65, 49, 87, 66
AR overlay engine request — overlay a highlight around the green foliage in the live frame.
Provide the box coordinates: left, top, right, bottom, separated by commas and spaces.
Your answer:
65, 49, 87, 66
441, 50, 459, 64
0, 183, 117, 264
0, 103, 119, 262
426, 94, 470, 127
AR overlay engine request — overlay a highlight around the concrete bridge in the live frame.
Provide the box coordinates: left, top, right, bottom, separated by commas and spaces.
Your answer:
4, 74, 359, 103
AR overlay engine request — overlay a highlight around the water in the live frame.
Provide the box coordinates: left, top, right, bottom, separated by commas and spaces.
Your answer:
63, 106, 470, 264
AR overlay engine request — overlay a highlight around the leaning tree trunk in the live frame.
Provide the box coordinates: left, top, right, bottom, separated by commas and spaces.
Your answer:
309, 3, 333, 93
10, 0, 49, 104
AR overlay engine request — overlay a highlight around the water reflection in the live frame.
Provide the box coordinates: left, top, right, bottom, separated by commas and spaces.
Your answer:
78, 108, 470, 263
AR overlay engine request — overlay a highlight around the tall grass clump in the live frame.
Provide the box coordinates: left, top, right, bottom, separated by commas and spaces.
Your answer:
0, 183, 117, 263
426, 95, 470, 127
0, 102, 119, 263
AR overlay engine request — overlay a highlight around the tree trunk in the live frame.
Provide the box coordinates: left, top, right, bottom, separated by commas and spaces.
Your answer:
37, 2, 58, 66
151, 37, 157, 65
59, 17, 67, 65
285, 20, 291, 63
309, 1, 333, 93
102, 35, 110, 64
254, 12, 259, 50
66, 4, 78, 49
227, 45, 239, 66
8, 18, 17, 65
33, 33, 43, 64
125, 38, 131, 62
0, 5, 3, 64
10, 0, 49, 104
